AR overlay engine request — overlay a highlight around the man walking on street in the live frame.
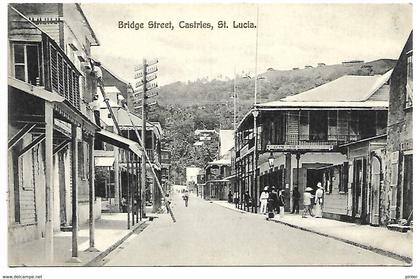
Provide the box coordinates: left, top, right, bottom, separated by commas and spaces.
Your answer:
183, 191, 189, 207
291, 187, 301, 214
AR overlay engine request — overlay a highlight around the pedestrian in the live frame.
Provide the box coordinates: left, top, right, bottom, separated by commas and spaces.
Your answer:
314, 182, 324, 218
291, 187, 300, 214
183, 191, 189, 207
302, 187, 314, 218
267, 187, 278, 219
259, 186, 269, 214
244, 191, 251, 211
278, 190, 285, 218
228, 191, 233, 203
89, 93, 101, 127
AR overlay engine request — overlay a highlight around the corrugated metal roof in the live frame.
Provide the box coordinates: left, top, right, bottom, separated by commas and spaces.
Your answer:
281, 70, 392, 103
258, 101, 388, 109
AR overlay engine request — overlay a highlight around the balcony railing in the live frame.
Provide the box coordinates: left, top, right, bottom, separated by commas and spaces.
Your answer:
285, 133, 360, 146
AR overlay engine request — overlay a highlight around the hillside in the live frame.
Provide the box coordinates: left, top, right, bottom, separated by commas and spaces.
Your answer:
158, 59, 396, 106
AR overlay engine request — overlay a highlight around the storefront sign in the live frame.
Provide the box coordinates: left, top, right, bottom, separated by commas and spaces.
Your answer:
266, 144, 334, 151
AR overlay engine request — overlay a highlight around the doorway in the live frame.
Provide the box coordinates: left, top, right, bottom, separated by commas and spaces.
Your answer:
402, 154, 413, 221
353, 158, 368, 224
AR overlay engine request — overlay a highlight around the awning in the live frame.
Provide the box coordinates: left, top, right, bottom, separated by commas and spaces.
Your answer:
96, 129, 143, 158
95, 157, 115, 167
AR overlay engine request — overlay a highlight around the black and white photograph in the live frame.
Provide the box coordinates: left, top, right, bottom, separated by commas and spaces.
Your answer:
1, 1, 417, 278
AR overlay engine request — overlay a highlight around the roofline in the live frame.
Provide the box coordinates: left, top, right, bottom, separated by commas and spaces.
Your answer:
101, 64, 130, 85
8, 6, 83, 77
75, 3, 100, 46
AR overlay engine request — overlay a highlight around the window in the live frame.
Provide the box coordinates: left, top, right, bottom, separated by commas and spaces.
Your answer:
13, 43, 40, 85
406, 50, 413, 108
309, 111, 328, 141
339, 162, 349, 193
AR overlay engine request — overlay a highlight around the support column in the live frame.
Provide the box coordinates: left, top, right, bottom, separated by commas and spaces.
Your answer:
70, 124, 80, 262
126, 150, 131, 229
136, 155, 141, 223
131, 152, 135, 227
44, 102, 54, 264
86, 135, 99, 252
285, 153, 292, 212
253, 109, 259, 214
114, 147, 120, 211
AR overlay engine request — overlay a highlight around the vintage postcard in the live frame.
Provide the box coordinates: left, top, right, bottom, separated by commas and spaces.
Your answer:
2, 1, 416, 278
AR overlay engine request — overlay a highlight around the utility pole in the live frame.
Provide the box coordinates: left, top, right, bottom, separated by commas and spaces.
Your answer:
253, 5, 260, 214
134, 59, 158, 215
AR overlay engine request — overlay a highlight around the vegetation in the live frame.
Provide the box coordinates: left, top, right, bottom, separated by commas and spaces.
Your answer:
150, 59, 396, 184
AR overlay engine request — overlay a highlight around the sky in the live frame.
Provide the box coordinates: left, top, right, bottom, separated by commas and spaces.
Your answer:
82, 3, 412, 86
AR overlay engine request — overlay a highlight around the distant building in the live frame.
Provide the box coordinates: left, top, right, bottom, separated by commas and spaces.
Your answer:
203, 130, 235, 200
304, 65, 313, 69
342, 60, 364, 65
267, 67, 275, 71
317, 63, 326, 67
292, 67, 299, 70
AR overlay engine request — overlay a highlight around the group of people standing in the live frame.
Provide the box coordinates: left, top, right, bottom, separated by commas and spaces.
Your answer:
260, 182, 325, 219
259, 186, 286, 219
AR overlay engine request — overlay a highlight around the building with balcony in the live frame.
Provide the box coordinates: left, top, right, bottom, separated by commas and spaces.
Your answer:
203, 130, 234, 200
94, 82, 164, 213
235, 70, 392, 220
161, 149, 171, 194
8, 4, 100, 264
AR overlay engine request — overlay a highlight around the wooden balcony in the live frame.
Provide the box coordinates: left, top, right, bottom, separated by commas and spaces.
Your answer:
9, 7, 83, 111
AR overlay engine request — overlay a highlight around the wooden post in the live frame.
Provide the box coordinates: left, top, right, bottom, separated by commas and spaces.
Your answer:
131, 152, 135, 227
70, 124, 80, 262
114, 147, 120, 211
135, 155, 139, 223
126, 150, 131, 229
44, 102, 54, 264
86, 135, 99, 252
286, 153, 292, 212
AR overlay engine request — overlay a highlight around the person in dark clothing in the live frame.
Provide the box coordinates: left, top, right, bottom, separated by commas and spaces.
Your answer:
243, 191, 250, 211
228, 191, 233, 203
291, 187, 301, 214
267, 187, 279, 218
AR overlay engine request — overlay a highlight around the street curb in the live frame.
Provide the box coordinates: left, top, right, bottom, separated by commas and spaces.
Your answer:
211, 202, 248, 215
84, 221, 150, 267
212, 201, 412, 265
269, 218, 412, 265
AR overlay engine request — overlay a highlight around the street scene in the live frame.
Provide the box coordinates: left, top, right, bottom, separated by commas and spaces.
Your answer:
4, 2, 415, 275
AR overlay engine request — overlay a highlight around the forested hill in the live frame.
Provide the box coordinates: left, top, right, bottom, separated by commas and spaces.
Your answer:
151, 58, 396, 184
158, 59, 396, 106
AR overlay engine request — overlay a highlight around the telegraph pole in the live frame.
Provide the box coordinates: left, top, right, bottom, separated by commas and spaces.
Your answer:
134, 58, 159, 216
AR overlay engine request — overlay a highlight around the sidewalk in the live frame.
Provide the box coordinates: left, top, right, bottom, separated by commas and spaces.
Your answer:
212, 200, 413, 263
9, 213, 148, 267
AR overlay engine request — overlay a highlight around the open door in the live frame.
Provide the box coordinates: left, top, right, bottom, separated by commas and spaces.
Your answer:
370, 156, 381, 226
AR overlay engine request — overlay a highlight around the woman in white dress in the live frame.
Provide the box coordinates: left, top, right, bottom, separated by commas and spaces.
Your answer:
314, 182, 324, 218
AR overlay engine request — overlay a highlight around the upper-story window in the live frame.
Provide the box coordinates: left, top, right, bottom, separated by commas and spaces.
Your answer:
406, 50, 413, 108
13, 43, 40, 85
